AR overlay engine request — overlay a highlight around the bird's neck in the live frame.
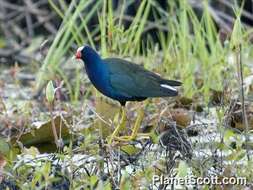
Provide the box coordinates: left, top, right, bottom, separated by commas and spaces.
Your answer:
82, 50, 104, 75
83, 49, 102, 67
82, 50, 109, 92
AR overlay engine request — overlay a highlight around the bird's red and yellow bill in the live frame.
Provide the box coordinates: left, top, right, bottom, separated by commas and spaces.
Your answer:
75, 46, 85, 59
75, 51, 81, 59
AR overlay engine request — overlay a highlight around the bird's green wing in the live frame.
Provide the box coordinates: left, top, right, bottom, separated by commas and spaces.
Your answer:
104, 58, 179, 98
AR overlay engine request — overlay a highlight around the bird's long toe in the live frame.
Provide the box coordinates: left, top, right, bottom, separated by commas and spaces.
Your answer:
108, 108, 127, 144
113, 133, 150, 142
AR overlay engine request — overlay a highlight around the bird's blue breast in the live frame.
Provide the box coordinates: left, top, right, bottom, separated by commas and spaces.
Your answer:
85, 60, 113, 98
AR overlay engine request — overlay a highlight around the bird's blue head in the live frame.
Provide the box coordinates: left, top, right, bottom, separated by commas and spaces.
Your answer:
75, 45, 109, 95
75, 45, 101, 65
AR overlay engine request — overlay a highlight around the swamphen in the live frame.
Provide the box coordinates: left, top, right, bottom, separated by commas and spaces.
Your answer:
75, 45, 181, 143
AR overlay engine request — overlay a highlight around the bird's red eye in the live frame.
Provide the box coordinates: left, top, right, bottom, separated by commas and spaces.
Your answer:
75, 51, 81, 59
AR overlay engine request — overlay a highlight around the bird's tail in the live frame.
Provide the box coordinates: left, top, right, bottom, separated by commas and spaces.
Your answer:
159, 79, 181, 96
162, 79, 182, 86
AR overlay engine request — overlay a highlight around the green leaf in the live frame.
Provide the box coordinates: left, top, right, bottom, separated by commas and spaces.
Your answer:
177, 160, 188, 177
46, 80, 55, 103
227, 149, 246, 161
0, 137, 10, 157
42, 162, 51, 181
149, 131, 158, 144
22, 147, 40, 158
90, 175, 98, 187
224, 129, 235, 143
121, 145, 141, 155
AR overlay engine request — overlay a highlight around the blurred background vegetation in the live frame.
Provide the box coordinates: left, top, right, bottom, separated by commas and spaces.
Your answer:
0, 0, 253, 189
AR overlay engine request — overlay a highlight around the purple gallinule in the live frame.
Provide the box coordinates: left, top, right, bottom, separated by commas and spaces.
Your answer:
75, 45, 181, 143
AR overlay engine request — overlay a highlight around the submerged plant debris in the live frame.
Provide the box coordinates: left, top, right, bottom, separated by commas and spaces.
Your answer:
0, 0, 253, 189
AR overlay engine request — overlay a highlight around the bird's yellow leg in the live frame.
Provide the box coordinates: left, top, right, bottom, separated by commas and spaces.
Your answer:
108, 107, 127, 144
129, 106, 145, 139
115, 106, 145, 141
